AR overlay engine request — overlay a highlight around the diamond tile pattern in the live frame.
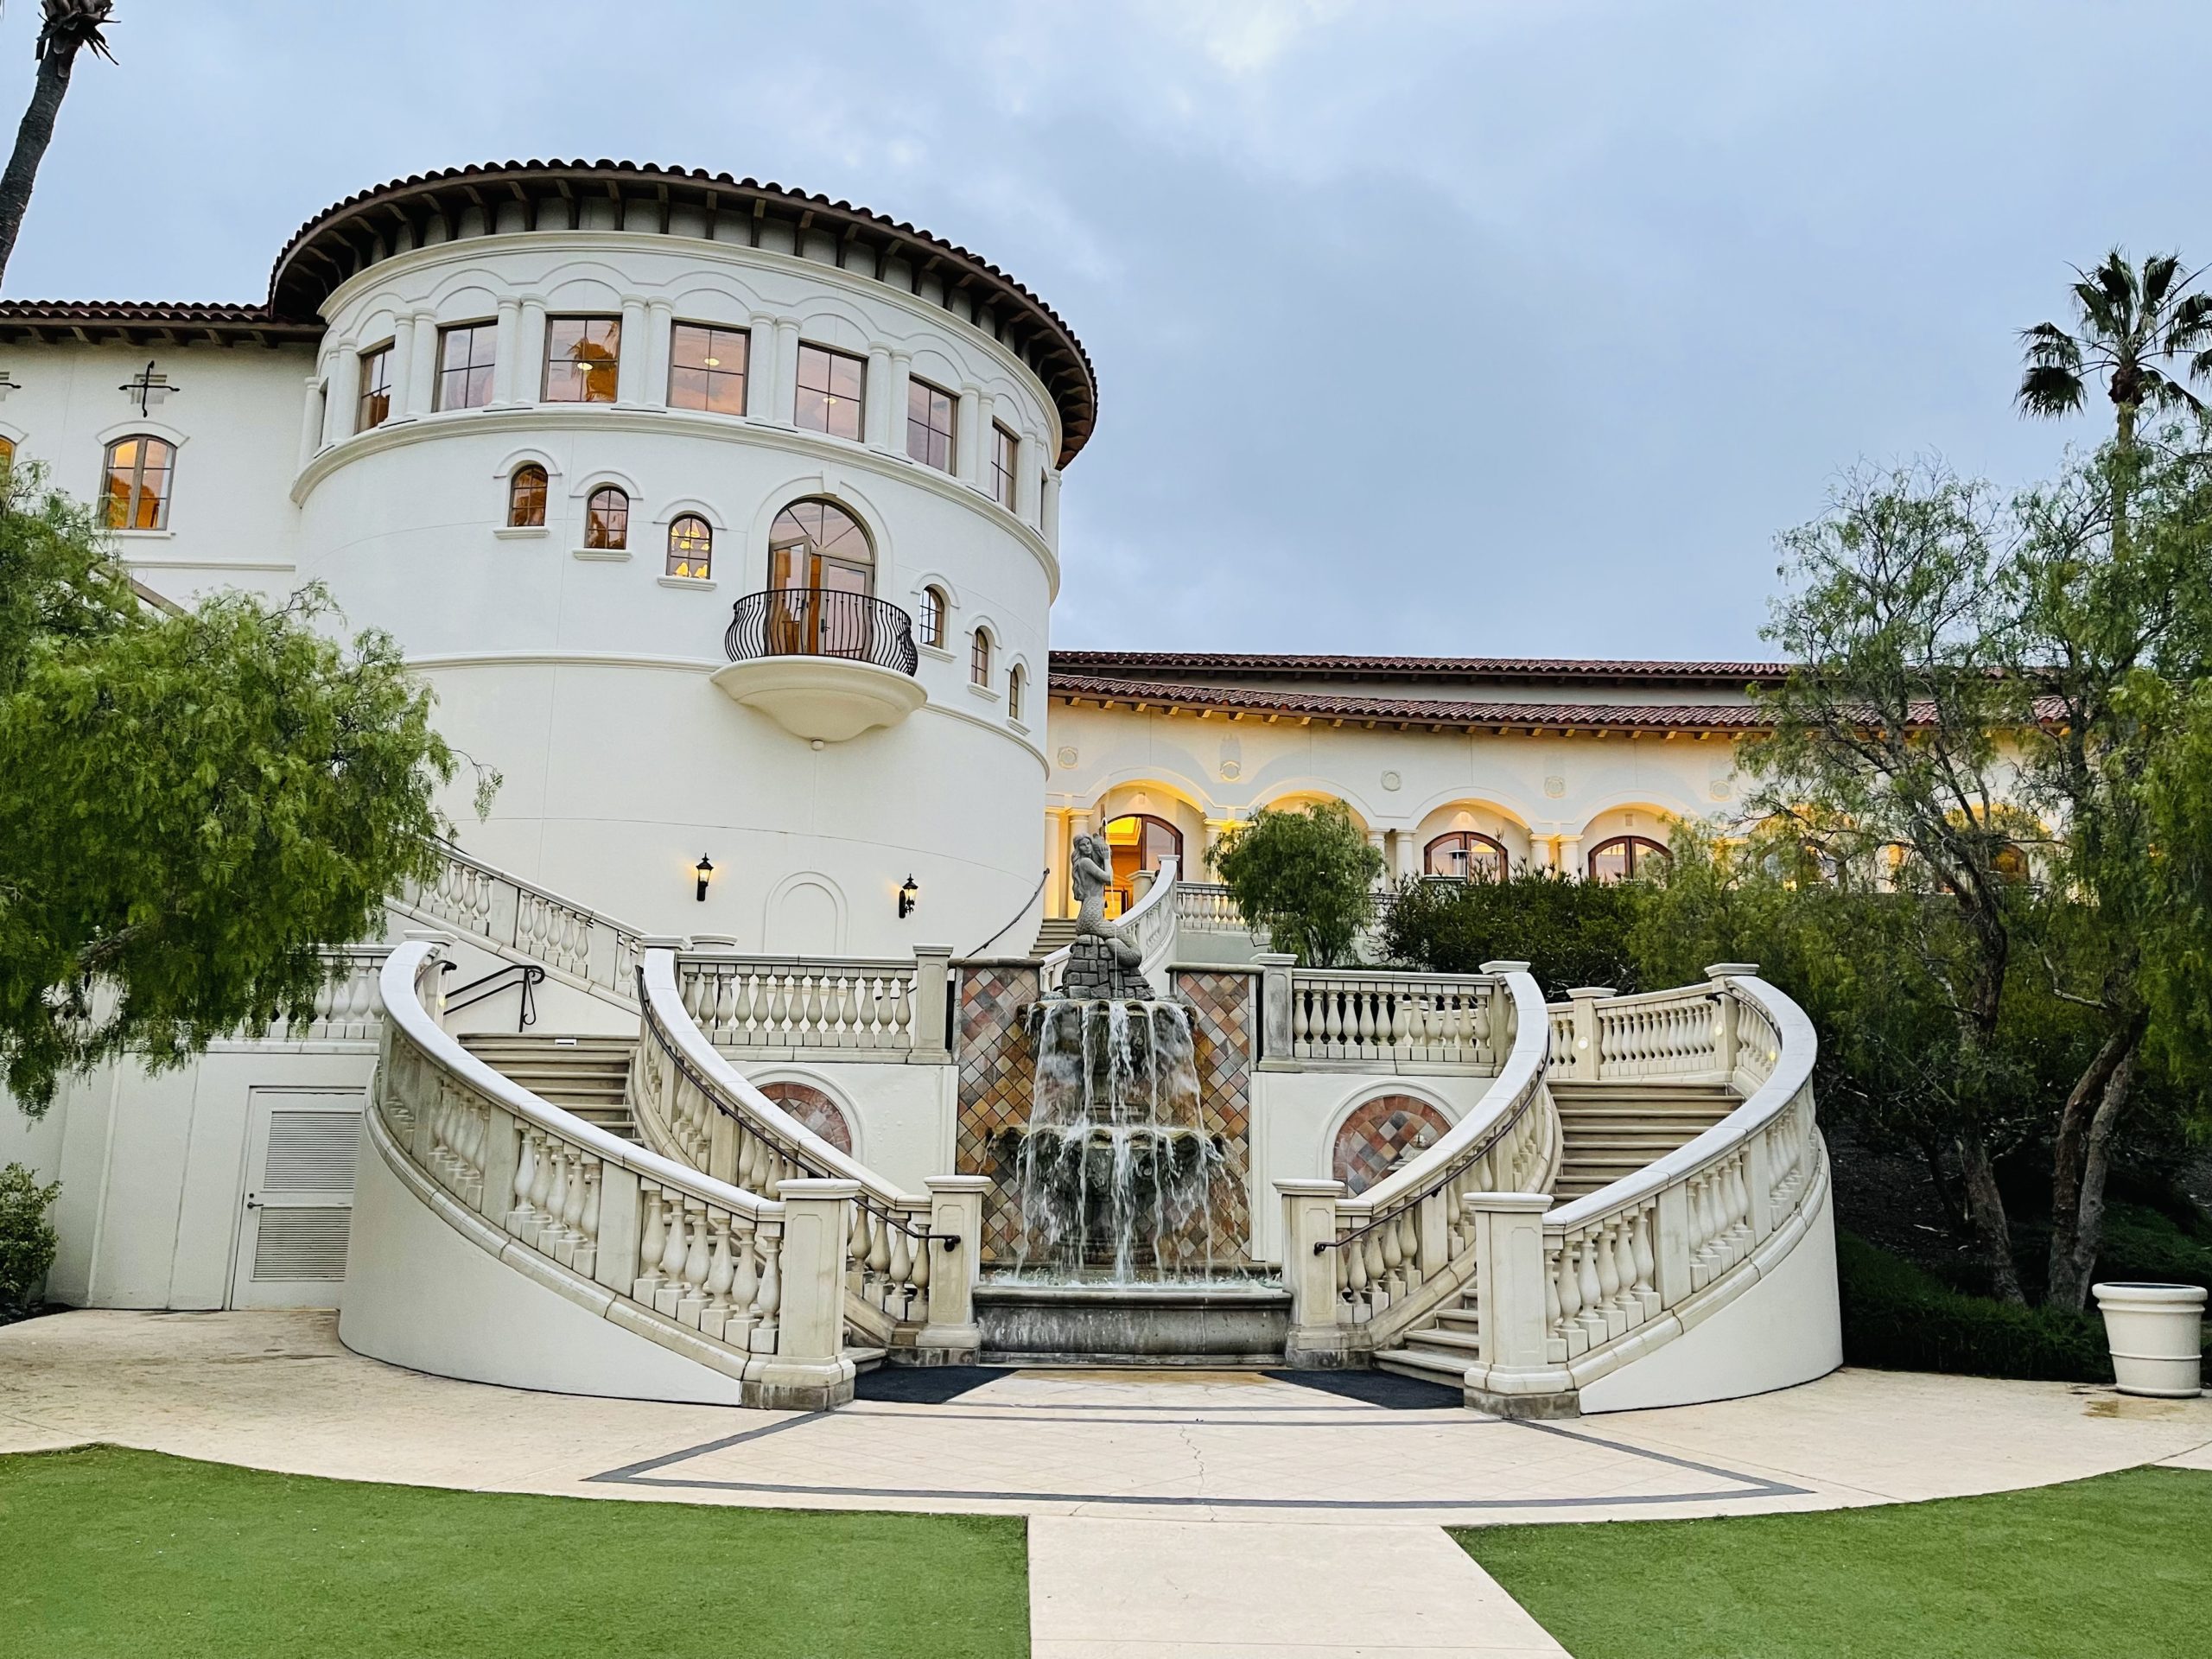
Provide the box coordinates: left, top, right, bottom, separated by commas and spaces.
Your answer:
955, 964, 1258, 1268
1332, 1092, 1452, 1196
758, 1080, 853, 1155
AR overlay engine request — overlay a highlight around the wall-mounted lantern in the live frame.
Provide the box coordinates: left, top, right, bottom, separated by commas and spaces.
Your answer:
695, 855, 715, 903
898, 874, 918, 919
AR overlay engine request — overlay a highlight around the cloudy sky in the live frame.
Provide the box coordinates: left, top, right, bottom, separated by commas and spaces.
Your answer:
1, 1, 2200, 658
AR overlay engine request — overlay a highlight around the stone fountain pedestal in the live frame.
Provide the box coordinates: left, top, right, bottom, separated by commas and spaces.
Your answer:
975, 1277, 1292, 1365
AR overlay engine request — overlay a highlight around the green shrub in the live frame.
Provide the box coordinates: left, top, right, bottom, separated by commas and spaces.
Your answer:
2094, 1201, 2212, 1294
1836, 1230, 2118, 1382
0, 1162, 60, 1316
1378, 868, 1646, 999
1211, 801, 1384, 966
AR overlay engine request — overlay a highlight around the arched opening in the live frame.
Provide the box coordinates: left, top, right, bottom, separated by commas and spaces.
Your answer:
1332, 1093, 1452, 1196
584, 485, 628, 550
1008, 663, 1026, 722
1424, 830, 1508, 880
969, 626, 994, 687
918, 584, 948, 649
507, 463, 547, 527
102, 435, 175, 530
757, 1081, 854, 1156
766, 498, 875, 655
1100, 812, 1181, 918
1587, 835, 1669, 882
666, 513, 712, 579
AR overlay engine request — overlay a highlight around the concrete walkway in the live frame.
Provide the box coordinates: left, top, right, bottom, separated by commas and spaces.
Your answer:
5, 1311, 2209, 1655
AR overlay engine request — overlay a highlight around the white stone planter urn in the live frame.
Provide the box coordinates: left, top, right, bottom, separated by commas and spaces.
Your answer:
2091, 1282, 2207, 1398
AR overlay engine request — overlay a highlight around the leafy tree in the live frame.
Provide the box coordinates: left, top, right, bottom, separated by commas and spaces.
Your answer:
0, 1, 116, 286
1380, 868, 1645, 1000
1210, 801, 1382, 967
0, 466, 483, 1115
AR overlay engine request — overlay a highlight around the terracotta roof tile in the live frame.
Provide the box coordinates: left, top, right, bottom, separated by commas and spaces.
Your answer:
1047, 671, 1770, 733
1048, 650, 1788, 683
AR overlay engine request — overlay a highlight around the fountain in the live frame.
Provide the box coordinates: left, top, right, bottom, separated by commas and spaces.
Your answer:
973, 833, 1290, 1363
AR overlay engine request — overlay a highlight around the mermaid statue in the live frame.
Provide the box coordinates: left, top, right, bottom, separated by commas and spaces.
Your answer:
1069, 832, 1142, 969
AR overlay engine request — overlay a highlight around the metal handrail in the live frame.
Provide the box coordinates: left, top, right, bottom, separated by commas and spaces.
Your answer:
443, 961, 545, 1031
725, 588, 918, 675
1315, 1065, 1546, 1255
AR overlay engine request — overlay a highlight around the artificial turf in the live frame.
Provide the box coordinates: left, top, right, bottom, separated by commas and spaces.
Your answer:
1459, 1464, 2212, 1659
1, 1444, 1029, 1657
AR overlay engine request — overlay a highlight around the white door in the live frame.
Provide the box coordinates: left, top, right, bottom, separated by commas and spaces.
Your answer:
229, 1090, 364, 1308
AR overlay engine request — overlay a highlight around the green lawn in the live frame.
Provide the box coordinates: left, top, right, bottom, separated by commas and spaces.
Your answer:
1, 1445, 1028, 1658
1460, 1465, 2212, 1659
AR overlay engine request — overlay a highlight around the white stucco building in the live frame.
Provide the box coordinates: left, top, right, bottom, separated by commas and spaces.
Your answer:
0, 162, 1836, 1416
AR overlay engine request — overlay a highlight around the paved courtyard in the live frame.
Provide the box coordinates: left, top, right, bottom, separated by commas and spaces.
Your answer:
5, 1311, 2209, 1656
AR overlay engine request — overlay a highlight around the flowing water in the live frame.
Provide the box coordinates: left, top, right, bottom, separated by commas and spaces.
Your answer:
1004, 998, 1228, 1283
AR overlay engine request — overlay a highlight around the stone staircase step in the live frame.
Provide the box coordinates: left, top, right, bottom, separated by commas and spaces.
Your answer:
1431, 1307, 1482, 1334
1029, 918, 1079, 958
846, 1345, 889, 1373
1401, 1326, 1484, 1358
1374, 1346, 1470, 1387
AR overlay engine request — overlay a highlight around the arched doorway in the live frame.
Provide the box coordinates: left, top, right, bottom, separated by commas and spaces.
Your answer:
1586, 836, 1669, 882
1099, 812, 1182, 918
1424, 830, 1508, 880
766, 498, 876, 657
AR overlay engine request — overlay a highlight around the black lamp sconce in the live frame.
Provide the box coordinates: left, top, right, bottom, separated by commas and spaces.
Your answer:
695, 855, 715, 902
898, 874, 918, 918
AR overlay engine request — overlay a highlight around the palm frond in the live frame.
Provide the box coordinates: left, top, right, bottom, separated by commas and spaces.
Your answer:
2141, 251, 2183, 310
2016, 362, 2086, 417
2018, 320, 2082, 371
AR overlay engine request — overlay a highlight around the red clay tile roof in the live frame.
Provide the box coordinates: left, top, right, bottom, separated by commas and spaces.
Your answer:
0, 299, 316, 345
1048, 671, 1770, 734
1048, 651, 1789, 685
269, 159, 1097, 463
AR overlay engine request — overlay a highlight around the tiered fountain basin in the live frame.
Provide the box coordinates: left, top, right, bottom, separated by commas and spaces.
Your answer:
975, 991, 1283, 1363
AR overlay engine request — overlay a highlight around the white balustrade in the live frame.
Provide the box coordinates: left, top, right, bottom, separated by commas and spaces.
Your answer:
679, 956, 918, 1052
1287, 969, 1506, 1069
264, 947, 390, 1042
372, 941, 855, 1399
397, 842, 645, 1005
1174, 882, 1247, 933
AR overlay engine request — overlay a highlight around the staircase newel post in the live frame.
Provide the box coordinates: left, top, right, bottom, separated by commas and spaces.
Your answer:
593, 1162, 643, 1295
1257, 954, 1296, 1068
1654, 1182, 1694, 1303
758, 1179, 860, 1409
1460, 1191, 1577, 1418
1277, 1179, 1355, 1367
640, 940, 688, 1139
918, 1174, 991, 1363
910, 944, 953, 1062
1704, 964, 1758, 1087
479, 1102, 522, 1231
1565, 986, 1615, 1082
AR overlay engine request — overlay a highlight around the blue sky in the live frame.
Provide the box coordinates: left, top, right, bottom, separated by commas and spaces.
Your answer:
2, 1, 2200, 658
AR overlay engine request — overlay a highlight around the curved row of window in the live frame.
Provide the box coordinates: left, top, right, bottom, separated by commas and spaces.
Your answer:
355, 314, 1031, 513
1422, 830, 1669, 883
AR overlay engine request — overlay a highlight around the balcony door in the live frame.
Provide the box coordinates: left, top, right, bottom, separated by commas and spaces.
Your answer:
767, 499, 874, 658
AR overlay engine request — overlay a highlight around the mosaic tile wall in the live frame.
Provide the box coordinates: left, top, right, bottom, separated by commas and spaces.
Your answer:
1332, 1092, 1452, 1195
955, 963, 1257, 1270
758, 1080, 853, 1155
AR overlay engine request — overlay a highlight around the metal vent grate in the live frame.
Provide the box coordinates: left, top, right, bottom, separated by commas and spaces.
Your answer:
250, 1206, 352, 1281
262, 1109, 360, 1192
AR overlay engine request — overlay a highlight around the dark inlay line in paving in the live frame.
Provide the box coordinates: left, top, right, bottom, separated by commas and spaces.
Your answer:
1262, 1368, 1465, 1410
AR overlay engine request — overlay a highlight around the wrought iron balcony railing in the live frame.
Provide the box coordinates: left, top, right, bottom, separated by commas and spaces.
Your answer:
724, 588, 918, 676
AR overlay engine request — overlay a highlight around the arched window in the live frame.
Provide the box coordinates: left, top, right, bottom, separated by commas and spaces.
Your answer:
969, 627, 993, 687
507, 464, 547, 528
1099, 812, 1182, 918
0, 435, 16, 472
102, 435, 175, 530
1586, 836, 1669, 882
918, 584, 947, 649
1424, 831, 1508, 880
666, 513, 712, 580
767, 498, 876, 656
356, 340, 394, 431
1008, 663, 1026, 722
584, 486, 628, 550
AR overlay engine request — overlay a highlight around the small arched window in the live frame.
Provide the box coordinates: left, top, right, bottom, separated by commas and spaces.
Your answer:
1008, 663, 1026, 722
584, 486, 628, 550
0, 435, 15, 474
667, 513, 712, 579
1425, 831, 1508, 880
102, 435, 175, 530
1586, 836, 1669, 883
507, 463, 547, 528
918, 584, 947, 649
970, 627, 994, 687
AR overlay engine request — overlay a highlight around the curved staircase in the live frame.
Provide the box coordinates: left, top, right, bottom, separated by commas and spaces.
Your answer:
458, 1033, 639, 1143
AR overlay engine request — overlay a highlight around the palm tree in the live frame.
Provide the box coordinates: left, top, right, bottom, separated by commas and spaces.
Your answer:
0, 1, 116, 289
2018, 251, 2212, 452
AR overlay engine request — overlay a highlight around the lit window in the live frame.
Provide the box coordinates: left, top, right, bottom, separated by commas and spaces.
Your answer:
101, 435, 175, 530
794, 343, 864, 440
357, 341, 394, 431
906, 378, 955, 471
435, 321, 497, 410
666, 513, 713, 579
544, 315, 621, 403
669, 322, 748, 415
0, 435, 15, 471
918, 584, 946, 648
1425, 832, 1508, 880
1008, 664, 1025, 722
584, 486, 629, 550
990, 423, 1018, 509
970, 628, 993, 687
1586, 836, 1669, 883
507, 464, 547, 528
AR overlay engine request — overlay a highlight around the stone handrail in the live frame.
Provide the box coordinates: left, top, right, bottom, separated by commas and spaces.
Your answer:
677, 947, 952, 1060
636, 945, 985, 1357
1464, 969, 1823, 1415
1174, 881, 1248, 933
373, 939, 859, 1408
1278, 964, 1556, 1360
1268, 961, 1514, 1071
253, 946, 391, 1043
393, 842, 645, 1007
